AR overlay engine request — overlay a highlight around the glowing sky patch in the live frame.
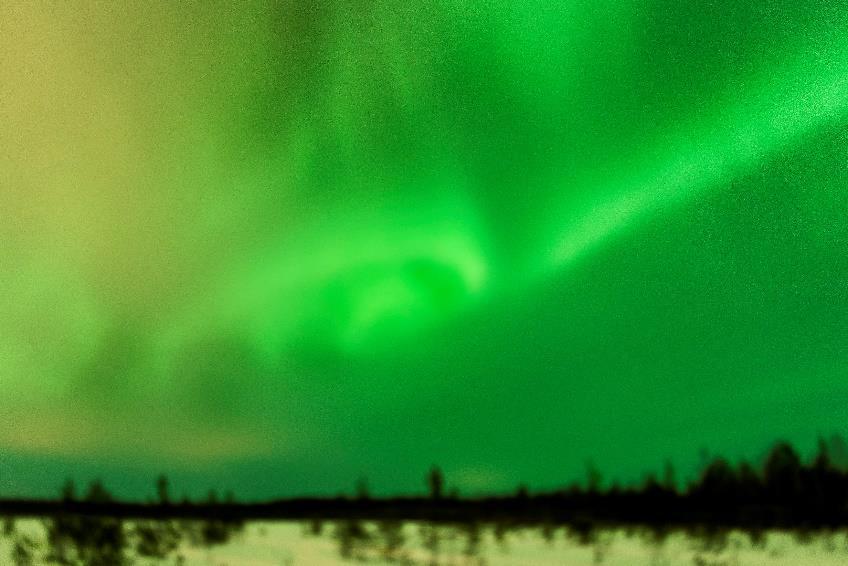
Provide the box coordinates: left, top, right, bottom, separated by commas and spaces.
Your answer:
2, 1, 848, 498
540, 18, 848, 276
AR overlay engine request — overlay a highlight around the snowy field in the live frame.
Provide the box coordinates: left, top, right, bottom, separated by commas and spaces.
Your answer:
3, 517, 848, 565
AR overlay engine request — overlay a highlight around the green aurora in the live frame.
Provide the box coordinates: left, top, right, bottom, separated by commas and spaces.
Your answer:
2, 1, 848, 498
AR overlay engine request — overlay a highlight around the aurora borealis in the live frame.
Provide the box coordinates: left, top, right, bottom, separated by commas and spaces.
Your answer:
2, 1, 848, 499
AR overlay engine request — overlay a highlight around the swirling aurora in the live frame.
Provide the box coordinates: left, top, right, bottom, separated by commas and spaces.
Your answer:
2, 1, 848, 498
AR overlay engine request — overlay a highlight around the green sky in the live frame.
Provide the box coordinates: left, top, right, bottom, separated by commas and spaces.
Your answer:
2, 1, 848, 500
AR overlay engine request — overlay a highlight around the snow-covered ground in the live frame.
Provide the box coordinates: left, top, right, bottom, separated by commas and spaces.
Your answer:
2, 518, 848, 565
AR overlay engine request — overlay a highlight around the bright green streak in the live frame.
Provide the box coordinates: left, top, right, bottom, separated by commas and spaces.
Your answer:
541, 38, 848, 276
2, 1, 848, 499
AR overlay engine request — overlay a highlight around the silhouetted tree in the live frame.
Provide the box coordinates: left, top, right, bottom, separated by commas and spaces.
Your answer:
694, 457, 737, 502
585, 461, 602, 494
60, 478, 76, 502
641, 472, 663, 496
763, 441, 802, 504
356, 476, 370, 500
662, 459, 677, 492
814, 436, 832, 470
516, 483, 529, 499
808, 436, 846, 519
85, 479, 113, 503
828, 434, 848, 469
156, 474, 170, 505
427, 466, 444, 500
736, 460, 762, 504
45, 481, 128, 566
188, 487, 244, 547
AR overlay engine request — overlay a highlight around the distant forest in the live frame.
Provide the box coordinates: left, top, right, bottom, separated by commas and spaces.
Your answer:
5, 436, 848, 564
4, 435, 848, 530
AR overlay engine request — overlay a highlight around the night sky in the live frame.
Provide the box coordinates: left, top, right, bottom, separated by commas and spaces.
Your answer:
2, 1, 848, 500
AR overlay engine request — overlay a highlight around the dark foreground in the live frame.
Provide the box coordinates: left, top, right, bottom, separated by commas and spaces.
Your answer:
4, 439, 848, 530
4, 438, 848, 564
